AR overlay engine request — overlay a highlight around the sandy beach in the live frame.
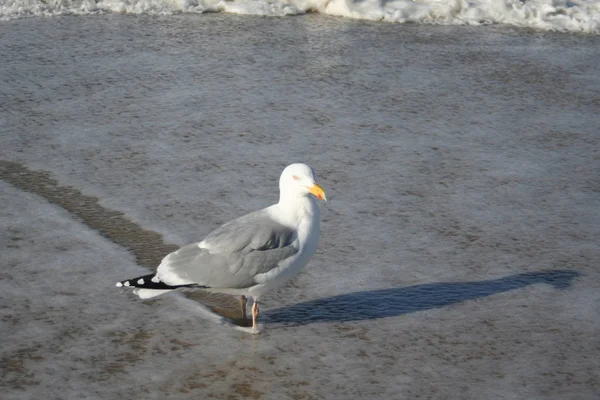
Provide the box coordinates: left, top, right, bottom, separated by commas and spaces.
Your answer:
1, 14, 599, 399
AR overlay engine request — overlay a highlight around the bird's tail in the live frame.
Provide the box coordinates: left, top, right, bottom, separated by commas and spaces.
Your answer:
116, 273, 199, 300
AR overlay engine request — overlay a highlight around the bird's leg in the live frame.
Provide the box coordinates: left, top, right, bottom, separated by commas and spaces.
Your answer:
239, 295, 248, 320
251, 301, 260, 330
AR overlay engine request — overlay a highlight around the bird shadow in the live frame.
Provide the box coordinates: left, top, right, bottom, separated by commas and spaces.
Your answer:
263, 270, 580, 326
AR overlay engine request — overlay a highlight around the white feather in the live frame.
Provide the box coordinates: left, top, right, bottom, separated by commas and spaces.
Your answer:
134, 288, 172, 299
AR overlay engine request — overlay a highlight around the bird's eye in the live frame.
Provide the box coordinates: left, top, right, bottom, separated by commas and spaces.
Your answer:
292, 175, 299, 180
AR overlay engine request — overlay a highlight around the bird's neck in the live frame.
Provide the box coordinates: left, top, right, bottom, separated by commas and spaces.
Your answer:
277, 194, 319, 226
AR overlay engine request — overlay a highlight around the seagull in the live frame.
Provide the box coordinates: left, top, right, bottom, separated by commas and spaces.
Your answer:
116, 163, 326, 332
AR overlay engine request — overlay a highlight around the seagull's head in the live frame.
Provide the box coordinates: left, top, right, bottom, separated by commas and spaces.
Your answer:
279, 163, 327, 201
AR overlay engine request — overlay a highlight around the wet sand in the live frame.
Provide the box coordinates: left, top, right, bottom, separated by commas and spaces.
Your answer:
0, 160, 244, 321
1, 13, 599, 400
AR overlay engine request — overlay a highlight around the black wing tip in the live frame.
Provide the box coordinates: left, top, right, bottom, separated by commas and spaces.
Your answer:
115, 273, 208, 290
116, 273, 174, 290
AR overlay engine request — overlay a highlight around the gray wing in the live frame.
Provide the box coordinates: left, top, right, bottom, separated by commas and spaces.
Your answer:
157, 211, 299, 289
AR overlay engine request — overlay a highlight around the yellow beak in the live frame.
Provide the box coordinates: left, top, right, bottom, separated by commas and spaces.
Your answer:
308, 183, 327, 201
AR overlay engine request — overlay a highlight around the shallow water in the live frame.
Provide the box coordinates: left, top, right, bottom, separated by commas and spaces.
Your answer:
2, 0, 600, 33
1, 14, 599, 399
